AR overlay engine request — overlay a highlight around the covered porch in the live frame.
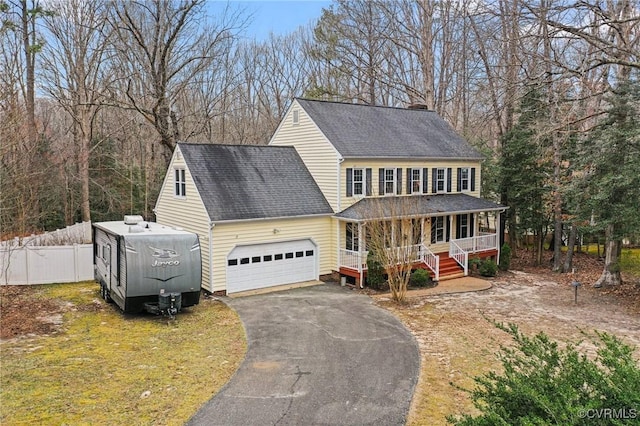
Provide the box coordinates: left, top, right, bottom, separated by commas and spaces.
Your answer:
335, 194, 506, 285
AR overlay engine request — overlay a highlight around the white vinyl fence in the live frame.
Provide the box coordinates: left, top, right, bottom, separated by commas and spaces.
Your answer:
1, 244, 93, 285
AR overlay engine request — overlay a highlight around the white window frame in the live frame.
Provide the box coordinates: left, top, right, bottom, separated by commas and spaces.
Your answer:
459, 214, 470, 238
346, 223, 359, 251
436, 168, 446, 193
432, 216, 445, 243
352, 168, 365, 196
460, 167, 470, 192
174, 168, 186, 198
410, 168, 422, 194
384, 168, 396, 195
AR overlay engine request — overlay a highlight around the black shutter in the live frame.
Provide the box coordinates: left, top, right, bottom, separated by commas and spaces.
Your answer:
456, 214, 462, 239
422, 168, 428, 193
446, 168, 452, 192
378, 168, 384, 195
457, 168, 462, 192
346, 168, 353, 197
406, 168, 412, 194
366, 168, 372, 196
446, 216, 451, 241
432, 169, 437, 193
470, 214, 475, 237
471, 168, 476, 192
396, 168, 402, 195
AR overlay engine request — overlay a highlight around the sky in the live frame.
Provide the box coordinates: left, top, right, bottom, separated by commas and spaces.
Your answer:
208, 1, 332, 40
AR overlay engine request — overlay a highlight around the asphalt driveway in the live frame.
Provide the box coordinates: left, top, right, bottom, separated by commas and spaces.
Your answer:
187, 284, 420, 426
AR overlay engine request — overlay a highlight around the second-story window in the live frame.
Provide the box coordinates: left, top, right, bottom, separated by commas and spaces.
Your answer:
432, 167, 451, 193
460, 168, 470, 191
353, 168, 364, 196
174, 168, 186, 197
457, 167, 476, 192
384, 168, 395, 194
411, 168, 421, 193
436, 168, 446, 192
347, 168, 371, 197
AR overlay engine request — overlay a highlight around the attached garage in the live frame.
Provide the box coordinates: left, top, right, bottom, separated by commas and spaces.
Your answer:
226, 239, 318, 293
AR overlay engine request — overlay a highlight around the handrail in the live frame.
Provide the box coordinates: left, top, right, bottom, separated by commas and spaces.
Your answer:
449, 240, 469, 276
419, 244, 439, 281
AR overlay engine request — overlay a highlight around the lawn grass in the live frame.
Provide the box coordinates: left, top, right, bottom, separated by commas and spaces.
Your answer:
581, 245, 640, 277
0, 282, 246, 425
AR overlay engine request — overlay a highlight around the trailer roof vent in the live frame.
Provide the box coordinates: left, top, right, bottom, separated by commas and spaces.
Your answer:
124, 215, 144, 225
129, 224, 145, 233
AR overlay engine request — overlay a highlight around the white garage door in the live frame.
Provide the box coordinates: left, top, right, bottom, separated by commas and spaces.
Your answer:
226, 239, 317, 293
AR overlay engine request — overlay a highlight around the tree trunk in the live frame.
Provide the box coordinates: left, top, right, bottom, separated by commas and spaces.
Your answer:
562, 223, 577, 273
594, 225, 622, 287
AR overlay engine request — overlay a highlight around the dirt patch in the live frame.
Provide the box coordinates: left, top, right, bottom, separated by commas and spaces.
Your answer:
0, 285, 81, 339
378, 252, 640, 426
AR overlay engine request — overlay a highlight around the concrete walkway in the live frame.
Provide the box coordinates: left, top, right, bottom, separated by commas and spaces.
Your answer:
187, 284, 420, 426
373, 276, 492, 300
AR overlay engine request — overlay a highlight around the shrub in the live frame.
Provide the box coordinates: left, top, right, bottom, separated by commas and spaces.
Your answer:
409, 268, 433, 288
479, 259, 498, 277
499, 243, 512, 271
449, 322, 640, 426
366, 250, 387, 290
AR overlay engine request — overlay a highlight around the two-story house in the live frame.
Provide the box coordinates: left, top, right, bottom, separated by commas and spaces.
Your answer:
154, 99, 506, 294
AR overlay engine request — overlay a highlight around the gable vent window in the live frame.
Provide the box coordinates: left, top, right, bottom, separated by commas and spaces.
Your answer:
174, 168, 186, 197
292, 109, 300, 125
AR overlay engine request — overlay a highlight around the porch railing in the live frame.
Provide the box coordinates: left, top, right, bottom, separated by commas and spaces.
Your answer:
450, 240, 469, 276
419, 244, 439, 281
453, 233, 498, 253
339, 244, 427, 272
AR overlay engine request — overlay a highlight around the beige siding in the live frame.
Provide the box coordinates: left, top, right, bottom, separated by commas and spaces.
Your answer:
270, 100, 340, 212
154, 147, 213, 291
211, 216, 334, 292
340, 159, 482, 210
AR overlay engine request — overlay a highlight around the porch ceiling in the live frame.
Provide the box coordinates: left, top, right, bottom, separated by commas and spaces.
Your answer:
335, 194, 506, 222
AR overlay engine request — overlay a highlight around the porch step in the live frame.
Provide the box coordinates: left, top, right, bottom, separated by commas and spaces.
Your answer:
427, 254, 465, 281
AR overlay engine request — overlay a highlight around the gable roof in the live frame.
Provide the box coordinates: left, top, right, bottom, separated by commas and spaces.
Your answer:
335, 194, 506, 222
295, 98, 483, 160
178, 143, 333, 222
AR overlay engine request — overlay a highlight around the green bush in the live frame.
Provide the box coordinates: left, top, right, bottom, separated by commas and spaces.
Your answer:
449, 322, 640, 426
409, 268, 433, 288
366, 250, 387, 290
479, 259, 498, 277
499, 243, 512, 271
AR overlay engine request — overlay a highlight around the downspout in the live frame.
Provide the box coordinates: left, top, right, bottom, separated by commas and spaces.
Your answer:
209, 220, 215, 293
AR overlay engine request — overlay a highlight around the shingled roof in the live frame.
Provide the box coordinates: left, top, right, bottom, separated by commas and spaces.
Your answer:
178, 143, 333, 222
335, 194, 506, 221
295, 98, 483, 160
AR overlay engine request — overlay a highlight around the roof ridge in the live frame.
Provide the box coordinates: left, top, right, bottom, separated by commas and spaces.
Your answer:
295, 97, 435, 112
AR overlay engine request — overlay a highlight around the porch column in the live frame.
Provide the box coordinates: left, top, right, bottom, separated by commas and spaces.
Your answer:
337, 220, 341, 270
495, 212, 501, 264
358, 222, 364, 288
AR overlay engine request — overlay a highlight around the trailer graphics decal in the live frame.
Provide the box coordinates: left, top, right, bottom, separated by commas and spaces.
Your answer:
150, 246, 181, 267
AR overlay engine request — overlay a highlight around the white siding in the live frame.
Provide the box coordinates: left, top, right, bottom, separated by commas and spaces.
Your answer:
211, 216, 333, 293
270, 100, 340, 212
154, 147, 213, 291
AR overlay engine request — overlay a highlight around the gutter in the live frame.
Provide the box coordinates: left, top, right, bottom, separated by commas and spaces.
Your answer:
208, 219, 215, 292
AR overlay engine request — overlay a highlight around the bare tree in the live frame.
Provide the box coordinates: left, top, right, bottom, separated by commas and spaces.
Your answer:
108, 0, 243, 160
40, 0, 112, 222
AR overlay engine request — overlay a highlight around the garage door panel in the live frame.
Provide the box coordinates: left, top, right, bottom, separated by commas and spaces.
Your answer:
226, 240, 317, 293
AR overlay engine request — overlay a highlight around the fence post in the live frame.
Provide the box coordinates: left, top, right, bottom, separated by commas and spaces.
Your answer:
74, 244, 79, 282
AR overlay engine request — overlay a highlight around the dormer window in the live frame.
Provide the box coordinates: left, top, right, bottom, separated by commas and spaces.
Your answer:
292, 109, 300, 125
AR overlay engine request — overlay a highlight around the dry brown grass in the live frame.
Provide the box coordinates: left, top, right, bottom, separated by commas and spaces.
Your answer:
0, 282, 245, 425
